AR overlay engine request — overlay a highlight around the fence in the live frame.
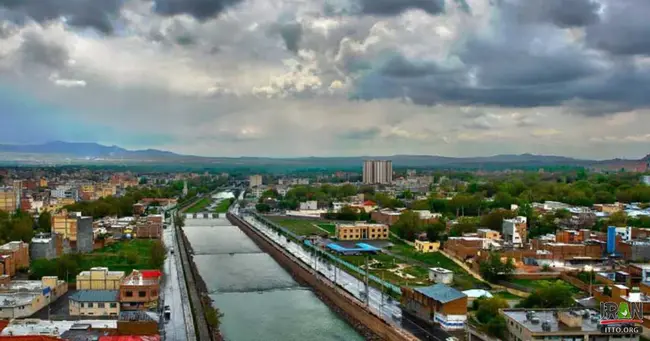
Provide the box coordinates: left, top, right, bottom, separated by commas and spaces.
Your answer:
252, 212, 402, 295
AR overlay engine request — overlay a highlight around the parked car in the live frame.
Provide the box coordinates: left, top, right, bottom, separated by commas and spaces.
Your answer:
164, 305, 171, 320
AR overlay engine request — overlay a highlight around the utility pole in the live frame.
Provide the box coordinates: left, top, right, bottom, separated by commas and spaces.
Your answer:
364, 254, 369, 308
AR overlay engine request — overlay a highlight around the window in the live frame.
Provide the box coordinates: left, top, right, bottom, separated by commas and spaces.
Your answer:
98, 303, 105, 308
110, 303, 117, 308
138, 291, 146, 297
125, 291, 133, 297
151, 290, 158, 296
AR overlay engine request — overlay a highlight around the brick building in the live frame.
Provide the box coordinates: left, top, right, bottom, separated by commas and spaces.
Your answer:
401, 283, 467, 330
0, 241, 29, 276
119, 270, 161, 311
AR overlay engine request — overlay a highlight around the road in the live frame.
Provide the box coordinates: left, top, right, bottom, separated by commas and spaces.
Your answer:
240, 212, 451, 341
161, 213, 195, 341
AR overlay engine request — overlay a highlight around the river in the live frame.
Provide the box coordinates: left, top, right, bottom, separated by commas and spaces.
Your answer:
183, 217, 364, 341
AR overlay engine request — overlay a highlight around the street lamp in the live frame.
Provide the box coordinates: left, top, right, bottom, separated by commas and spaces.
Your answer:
585, 265, 593, 297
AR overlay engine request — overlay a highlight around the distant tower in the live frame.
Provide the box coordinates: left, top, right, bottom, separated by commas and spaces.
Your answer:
182, 180, 188, 197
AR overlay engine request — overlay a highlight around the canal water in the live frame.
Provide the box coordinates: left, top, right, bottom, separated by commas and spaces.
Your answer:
183, 217, 364, 341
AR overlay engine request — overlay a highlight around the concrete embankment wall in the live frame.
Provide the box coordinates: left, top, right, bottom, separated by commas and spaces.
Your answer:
175, 224, 212, 341
227, 213, 418, 341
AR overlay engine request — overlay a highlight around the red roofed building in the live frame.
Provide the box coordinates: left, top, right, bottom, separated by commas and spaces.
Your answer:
139, 270, 161, 279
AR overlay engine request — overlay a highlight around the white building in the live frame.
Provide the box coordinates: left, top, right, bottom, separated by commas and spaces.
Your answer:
429, 267, 453, 284
362, 160, 393, 184
615, 226, 632, 241
502, 216, 527, 247
299, 200, 318, 211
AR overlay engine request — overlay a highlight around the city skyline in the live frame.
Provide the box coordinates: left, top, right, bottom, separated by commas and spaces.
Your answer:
2, 0, 650, 159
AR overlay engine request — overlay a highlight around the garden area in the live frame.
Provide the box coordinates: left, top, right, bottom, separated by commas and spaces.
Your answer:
340, 253, 431, 286
185, 197, 211, 213
506, 278, 583, 296
214, 198, 234, 213
30, 239, 166, 282
386, 237, 486, 290
266, 216, 332, 236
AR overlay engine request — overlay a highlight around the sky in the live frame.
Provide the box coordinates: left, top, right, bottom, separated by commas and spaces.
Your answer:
1, 0, 649, 159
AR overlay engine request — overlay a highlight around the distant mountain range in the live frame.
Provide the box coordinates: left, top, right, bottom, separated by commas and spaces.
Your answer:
0, 141, 646, 169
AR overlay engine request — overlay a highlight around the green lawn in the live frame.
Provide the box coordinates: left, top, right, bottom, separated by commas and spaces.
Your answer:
214, 199, 233, 213
387, 237, 487, 290
185, 197, 211, 213
30, 239, 162, 282
317, 223, 337, 235
79, 240, 158, 273
493, 291, 523, 300
266, 217, 328, 236
508, 279, 583, 295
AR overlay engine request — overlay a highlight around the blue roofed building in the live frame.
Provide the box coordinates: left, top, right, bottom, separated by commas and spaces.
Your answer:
401, 283, 468, 330
69, 290, 120, 317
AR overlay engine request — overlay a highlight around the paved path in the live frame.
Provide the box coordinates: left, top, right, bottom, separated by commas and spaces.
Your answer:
161, 216, 196, 341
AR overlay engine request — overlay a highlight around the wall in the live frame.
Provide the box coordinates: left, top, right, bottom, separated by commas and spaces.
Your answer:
228, 213, 419, 341
76, 217, 94, 253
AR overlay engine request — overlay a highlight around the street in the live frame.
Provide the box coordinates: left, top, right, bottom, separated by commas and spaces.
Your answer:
161, 214, 195, 341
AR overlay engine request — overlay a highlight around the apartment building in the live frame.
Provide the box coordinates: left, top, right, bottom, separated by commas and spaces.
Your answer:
69, 290, 120, 317
0, 241, 29, 276
77, 267, 125, 290
52, 211, 94, 253
249, 174, 263, 188
501, 309, 639, 341
335, 223, 389, 240
30, 233, 58, 260
0, 188, 17, 212
502, 216, 527, 247
119, 270, 161, 310
362, 160, 393, 184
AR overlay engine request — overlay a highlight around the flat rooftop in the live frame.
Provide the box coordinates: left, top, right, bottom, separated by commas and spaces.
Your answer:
502, 309, 600, 333
1, 319, 117, 336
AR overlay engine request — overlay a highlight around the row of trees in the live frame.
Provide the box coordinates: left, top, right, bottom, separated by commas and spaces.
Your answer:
0, 210, 54, 244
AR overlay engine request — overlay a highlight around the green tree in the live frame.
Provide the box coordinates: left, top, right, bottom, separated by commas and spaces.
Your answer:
337, 205, 360, 221
37, 211, 52, 233
9, 215, 34, 242
479, 252, 515, 282
425, 222, 445, 242
255, 203, 271, 213
486, 315, 507, 339
392, 210, 423, 240
476, 297, 509, 324
518, 281, 574, 308
149, 240, 167, 269
480, 209, 516, 231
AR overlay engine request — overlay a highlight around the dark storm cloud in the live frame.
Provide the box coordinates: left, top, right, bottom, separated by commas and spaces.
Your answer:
585, 0, 650, 56
509, 0, 600, 28
153, 0, 244, 20
357, 0, 445, 16
19, 31, 69, 68
278, 22, 302, 53
0, 0, 121, 34
351, 0, 650, 115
